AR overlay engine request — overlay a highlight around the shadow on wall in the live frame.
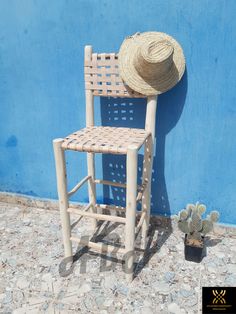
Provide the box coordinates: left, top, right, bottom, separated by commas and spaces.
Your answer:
100, 69, 188, 216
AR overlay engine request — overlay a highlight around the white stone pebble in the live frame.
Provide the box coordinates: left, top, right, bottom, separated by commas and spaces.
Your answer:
168, 302, 181, 314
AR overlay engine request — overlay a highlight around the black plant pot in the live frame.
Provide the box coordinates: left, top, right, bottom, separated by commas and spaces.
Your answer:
184, 234, 206, 263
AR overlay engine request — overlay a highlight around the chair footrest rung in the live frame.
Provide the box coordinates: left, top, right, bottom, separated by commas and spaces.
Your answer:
94, 179, 126, 188
95, 203, 126, 212
67, 207, 126, 223
94, 179, 145, 194
70, 236, 126, 254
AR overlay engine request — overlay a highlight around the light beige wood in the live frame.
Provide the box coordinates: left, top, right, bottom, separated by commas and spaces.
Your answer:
95, 179, 144, 196
87, 152, 97, 228
68, 175, 91, 197
136, 181, 148, 202
125, 145, 138, 282
145, 96, 158, 137
53, 46, 158, 282
94, 179, 126, 189
85, 46, 97, 229
85, 46, 94, 127
95, 203, 126, 212
53, 139, 72, 257
141, 96, 158, 249
70, 236, 126, 254
135, 211, 147, 238
67, 207, 126, 224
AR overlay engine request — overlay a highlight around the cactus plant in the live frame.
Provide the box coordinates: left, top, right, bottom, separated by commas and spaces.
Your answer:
176, 202, 220, 243
177, 202, 220, 262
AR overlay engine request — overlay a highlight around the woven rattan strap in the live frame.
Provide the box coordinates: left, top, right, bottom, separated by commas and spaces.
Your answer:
84, 53, 145, 98
62, 126, 150, 154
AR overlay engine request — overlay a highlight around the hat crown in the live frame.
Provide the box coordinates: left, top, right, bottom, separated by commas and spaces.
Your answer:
134, 39, 175, 80
141, 40, 174, 64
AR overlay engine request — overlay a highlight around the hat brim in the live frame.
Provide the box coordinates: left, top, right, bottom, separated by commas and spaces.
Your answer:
118, 32, 185, 95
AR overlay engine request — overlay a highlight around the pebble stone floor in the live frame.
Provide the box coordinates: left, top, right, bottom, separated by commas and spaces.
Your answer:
0, 202, 236, 314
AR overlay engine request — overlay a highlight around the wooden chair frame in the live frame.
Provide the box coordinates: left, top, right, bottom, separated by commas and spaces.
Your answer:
53, 46, 157, 282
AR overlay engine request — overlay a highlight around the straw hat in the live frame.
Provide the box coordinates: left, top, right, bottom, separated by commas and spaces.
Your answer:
118, 32, 185, 95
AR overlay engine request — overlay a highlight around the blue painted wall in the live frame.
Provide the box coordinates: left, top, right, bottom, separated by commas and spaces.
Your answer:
0, 0, 235, 224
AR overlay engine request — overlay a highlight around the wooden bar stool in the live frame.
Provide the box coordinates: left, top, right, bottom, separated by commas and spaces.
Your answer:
53, 46, 157, 282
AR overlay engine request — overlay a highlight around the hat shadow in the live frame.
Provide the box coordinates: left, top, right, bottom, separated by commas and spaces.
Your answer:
99, 68, 188, 271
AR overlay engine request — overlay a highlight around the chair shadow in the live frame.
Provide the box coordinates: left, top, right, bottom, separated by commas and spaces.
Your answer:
99, 69, 188, 274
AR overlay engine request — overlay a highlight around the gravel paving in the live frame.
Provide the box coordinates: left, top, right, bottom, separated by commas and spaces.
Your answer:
0, 202, 235, 313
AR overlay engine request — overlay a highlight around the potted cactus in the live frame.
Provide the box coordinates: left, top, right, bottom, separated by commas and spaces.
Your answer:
176, 202, 219, 262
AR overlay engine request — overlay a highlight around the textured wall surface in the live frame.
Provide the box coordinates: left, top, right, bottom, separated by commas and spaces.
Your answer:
0, 0, 235, 224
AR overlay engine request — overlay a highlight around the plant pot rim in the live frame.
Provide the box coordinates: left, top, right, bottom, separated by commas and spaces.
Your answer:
184, 234, 204, 248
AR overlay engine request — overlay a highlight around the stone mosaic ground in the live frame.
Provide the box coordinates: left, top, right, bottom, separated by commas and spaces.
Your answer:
0, 202, 235, 314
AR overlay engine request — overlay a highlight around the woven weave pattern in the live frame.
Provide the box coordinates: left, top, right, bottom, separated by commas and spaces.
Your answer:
62, 126, 150, 154
84, 53, 145, 98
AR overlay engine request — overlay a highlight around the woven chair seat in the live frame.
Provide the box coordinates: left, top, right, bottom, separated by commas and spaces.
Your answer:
62, 126, 150, 154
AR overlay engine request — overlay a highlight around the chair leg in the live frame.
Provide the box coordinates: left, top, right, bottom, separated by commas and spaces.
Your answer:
53, 139, 72, 257
141, 136, 153, 249
87, 152, 97, 230
125, 145, 138, 282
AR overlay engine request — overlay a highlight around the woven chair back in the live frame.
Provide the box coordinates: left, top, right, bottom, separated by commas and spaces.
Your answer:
84, 52, 146, 98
